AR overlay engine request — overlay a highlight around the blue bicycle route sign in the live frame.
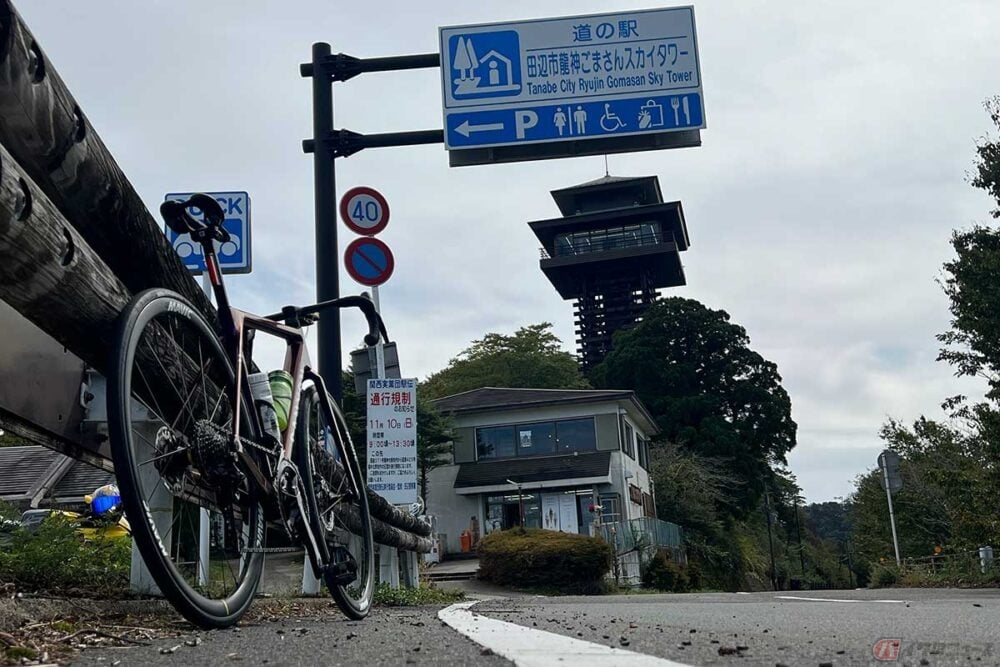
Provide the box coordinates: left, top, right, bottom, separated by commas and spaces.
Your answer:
439, 6, 705, 152
164, 191, 251, 275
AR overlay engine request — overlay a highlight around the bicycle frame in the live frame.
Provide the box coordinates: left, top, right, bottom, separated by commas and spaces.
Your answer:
198, 241, 365, 571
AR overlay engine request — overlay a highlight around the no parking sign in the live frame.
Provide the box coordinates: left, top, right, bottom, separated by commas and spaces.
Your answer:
344, 237, 394, 287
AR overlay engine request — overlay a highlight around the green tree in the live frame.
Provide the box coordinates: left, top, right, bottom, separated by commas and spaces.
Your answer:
591, 297, 797, 513
804, 501, 852, 544
421, 323, 589, 399
938, 97, 1000, 400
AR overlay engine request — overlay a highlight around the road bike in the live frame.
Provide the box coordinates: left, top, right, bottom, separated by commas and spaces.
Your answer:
106, 194, 382, 628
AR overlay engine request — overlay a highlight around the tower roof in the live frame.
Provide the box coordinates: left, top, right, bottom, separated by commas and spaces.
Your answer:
550, 174, 663, 216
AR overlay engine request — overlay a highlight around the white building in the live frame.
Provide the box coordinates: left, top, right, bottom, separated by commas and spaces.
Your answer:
425, 387, 658, 557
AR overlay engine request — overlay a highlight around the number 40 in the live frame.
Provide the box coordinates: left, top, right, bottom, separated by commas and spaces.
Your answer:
352, 199, 380, 222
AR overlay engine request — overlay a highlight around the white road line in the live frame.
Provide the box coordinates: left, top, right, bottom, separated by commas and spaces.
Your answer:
439, 601, 692, 667
776, 595, 907, 604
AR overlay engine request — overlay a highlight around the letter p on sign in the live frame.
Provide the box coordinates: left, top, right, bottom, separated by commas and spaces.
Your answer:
515, 110, 538, 138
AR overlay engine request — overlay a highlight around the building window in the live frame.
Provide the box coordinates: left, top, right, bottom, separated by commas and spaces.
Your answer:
637, 438, 649, 469
485, 489, 594, 535
476, 425, 515, 459
476, 418, 596, 461
642, 492, 655, 518
555, 418, 597, 453
599, 493, 621, 524
553, 222, 665, 258
621, 418, 635, 459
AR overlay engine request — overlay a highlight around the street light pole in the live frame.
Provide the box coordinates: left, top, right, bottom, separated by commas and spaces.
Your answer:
507, 479, 524, 528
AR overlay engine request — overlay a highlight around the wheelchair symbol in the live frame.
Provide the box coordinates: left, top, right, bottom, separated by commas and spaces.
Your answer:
600, 103, 626, 132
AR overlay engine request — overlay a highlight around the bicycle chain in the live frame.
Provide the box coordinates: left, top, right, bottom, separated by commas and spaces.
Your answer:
198, 420, 281, 459
243, 546, 302, 554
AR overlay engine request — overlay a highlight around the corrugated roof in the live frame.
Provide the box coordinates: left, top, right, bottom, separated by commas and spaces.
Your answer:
432, 387, 633, 414
454, 451, 611, 489
0, 446, 62, 497
52, 460, 114, 498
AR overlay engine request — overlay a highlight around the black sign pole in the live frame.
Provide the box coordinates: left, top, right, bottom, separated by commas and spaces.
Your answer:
308, 42, 344, 404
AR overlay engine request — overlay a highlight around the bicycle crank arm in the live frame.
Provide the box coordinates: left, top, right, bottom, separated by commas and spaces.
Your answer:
275, 458, 326, 577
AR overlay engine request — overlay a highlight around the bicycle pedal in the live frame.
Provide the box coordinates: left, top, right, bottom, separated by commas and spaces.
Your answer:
323, 547, 358, 586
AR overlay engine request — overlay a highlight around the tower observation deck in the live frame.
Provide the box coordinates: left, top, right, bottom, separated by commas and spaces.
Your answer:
528, 175, 690, 370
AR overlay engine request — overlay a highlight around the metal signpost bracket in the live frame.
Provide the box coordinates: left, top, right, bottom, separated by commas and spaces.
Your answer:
303, 130, 445, 159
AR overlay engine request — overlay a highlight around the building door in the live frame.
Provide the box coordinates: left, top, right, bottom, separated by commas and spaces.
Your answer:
503, 503, 520, 529
577, 493, 594, 535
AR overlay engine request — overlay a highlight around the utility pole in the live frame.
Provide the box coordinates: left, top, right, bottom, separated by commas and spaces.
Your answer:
793, 498, 806, 575
763, 490, 778, 591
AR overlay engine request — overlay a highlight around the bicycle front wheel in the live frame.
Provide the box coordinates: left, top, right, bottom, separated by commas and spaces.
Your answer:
108, 289, 265, 628
296, 386, 375, 619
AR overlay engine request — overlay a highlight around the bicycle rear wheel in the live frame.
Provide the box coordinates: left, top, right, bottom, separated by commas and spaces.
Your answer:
295, 386, 375, 618
108, 289, 265, 628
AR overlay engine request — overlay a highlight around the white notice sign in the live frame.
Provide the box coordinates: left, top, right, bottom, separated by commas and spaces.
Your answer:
558, 494, 579, 534
366, 378, 418, 505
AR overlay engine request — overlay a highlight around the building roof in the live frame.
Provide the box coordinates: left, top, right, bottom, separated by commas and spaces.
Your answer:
454, 451, 611, 489
51, 459, 114, 500
0, 446, 62, 498
434, 387, 631, 412
550, 174, 663, 216
432, 387, 660, 435
0, 445, 114, 504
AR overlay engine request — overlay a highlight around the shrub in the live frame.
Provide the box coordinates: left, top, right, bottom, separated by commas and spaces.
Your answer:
685, 559, 702, 590
477, 528, 613, 593
642, 552, 690, 592
870, 564, 899, 588
0, 514, 130, 597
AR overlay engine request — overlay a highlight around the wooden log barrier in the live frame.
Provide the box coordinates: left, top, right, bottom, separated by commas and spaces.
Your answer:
0, 141, 130, 371
0, 2, 214, 321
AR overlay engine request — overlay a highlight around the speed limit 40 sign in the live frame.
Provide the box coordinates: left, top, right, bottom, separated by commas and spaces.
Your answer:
339, 186, 389, 236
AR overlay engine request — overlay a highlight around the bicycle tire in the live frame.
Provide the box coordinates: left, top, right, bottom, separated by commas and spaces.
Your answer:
295, 386, 375, 619
108, 288, 265, 628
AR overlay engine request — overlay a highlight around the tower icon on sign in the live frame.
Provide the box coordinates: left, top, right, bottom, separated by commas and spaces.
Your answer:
450, 31, 522, 99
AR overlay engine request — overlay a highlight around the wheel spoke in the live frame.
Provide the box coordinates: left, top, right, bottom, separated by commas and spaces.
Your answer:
114, 297, 264, 626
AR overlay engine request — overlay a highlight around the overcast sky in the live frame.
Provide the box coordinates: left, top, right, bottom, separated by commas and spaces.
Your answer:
19, 1, 998, 502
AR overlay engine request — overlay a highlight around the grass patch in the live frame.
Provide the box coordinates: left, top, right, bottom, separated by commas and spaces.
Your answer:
0, 514, 131, 597
374, 582, 465, 606
3, 646, 39, 661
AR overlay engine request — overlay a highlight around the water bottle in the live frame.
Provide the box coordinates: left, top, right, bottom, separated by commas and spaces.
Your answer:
248, 372, 280, 442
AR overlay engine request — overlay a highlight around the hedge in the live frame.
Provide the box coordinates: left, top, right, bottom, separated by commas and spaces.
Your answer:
477, 527, 613, 593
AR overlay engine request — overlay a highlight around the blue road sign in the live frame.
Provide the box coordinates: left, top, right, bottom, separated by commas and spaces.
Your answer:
164, 191, 251, 274
344, 237, 394, 287
440, 6, 704, 151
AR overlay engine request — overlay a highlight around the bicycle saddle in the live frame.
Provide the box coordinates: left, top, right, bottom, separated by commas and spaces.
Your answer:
160, 193, 231, 243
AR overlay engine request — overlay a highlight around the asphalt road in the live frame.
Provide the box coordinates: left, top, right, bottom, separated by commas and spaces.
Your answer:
67, 588, 1000, 666
68, 606, 513, 667
473, 587, 1000, 665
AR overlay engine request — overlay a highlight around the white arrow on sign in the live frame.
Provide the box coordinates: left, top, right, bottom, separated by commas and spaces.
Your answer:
456, 120, 505, 137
